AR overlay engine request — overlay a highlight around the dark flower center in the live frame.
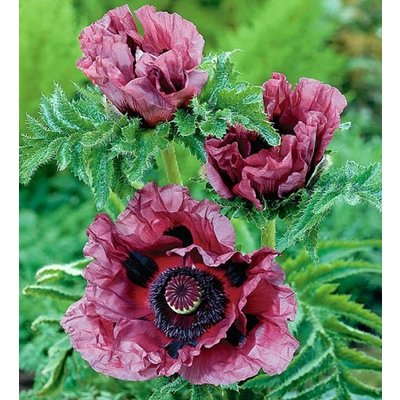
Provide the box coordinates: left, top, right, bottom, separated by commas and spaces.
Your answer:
149, 266, 226, 355
165, 274, 202, 314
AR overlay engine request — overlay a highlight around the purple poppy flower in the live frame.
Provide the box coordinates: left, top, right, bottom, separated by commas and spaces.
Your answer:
205, 73, 347, 209
61, 183, 298, 384
77, 5, 207, 126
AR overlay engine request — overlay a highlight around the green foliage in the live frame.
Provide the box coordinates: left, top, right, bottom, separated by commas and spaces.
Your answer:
149, 377, 189, 400
23, 258, 87, 304
34, 259, 89, 284
190, 384, 220, 400
36, 337, 73, 397
19, 0, 82, 125
172, 52, 280, 162
20, 84, 170, 209
244, 240, 382, 399
22, 285, 82, 302
278, 161, 382, 256
148, 377, 223, 400
218, 0, 347, 86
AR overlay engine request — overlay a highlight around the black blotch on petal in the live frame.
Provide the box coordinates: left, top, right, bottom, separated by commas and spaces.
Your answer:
166, 341, 185, 359
123, 251, 158, 288
226, 325, 245, 346
165, 339, 198, 359
246, 314, 259, 333
226, 314, 260, 347
164, 225, 194, 247
222, 261, 249, 287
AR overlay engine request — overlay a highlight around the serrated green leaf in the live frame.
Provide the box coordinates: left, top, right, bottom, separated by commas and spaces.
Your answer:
196, 52, 280, 146
175, 134, 206, 162
342, 370, 382, 397
199, 52, 238, 105
25, 115, 55, 139
90, 148, 114, 209
336, 346, 381, 371
22, 285, 81, 302
264, 243, 382, 399
20, 142, 56, 184
278, 162, 382, 252
174, 109, 196, 136
36, 337, 72, 397
31, 315, 63, 331
190, 385, 218, 400
35, 259, 89, 284
221, 383, 240, 393
312, 285, 382, 333
20, 83, 144, 206
199, 117, 227, 137
120, 127, 169, 185
325, 319, 382, 347
39, 95, 64, 133
292, 260, 381, 289
290, 375, 336, 400
317, 239, 382, 264
149, 377, 189, 400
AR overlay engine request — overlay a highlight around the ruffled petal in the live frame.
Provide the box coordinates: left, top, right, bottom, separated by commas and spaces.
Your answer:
115, 183, 235, 255
77, 5, 206, 124
262, 72, 292, 122
122, 76, 174, 126
135, 5, 205, 70
61, 298, 173, 381
179, 254, 298, 384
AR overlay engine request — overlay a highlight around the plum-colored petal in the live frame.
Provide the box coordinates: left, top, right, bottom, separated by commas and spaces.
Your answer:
135, 5, 205, 70
179, 252, 298, 384
61, 298, 174, 381
77, 5, 207, 125
62, 184, 298, 383
205, 73, 346, 207
288, 77, 347, 166
263, 72, 292, 122
115, 183, 235, 256
123, 76, 175, 126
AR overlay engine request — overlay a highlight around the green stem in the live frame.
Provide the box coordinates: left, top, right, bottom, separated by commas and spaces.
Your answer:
161, 143, 183, 185
260, 218, 276, 248
109, 191, 125, 214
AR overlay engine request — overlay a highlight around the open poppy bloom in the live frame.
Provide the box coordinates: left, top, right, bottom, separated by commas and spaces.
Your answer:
61, 183, 298, 385
205, 73, 347, 210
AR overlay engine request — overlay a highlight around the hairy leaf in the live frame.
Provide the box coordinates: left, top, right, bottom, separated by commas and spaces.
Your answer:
278, 161, 382, 253
20, 84, 170, 209
244, 240, 382, 398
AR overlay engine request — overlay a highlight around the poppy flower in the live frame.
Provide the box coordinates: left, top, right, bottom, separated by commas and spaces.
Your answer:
61, 183, 298, 384
205, 73, 347, 209
77, 5, 207, 127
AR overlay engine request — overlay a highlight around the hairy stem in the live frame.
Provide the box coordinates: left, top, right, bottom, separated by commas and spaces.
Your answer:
109, 191, 125, 214
161, 143, 183, 185
260, 218, 276, 248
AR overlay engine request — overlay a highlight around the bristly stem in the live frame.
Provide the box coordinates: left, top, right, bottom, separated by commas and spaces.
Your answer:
260, 218, 276, 248
161, 143, 183, 185
109, 191, 125, 214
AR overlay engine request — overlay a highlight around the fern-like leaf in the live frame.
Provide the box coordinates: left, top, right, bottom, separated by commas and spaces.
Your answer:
20, 84, 171, 208
244, 240, 382, 399
278, 161, 382, 253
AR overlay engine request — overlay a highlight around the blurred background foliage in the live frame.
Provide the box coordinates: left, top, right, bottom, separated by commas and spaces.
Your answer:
19, 0, 381, 396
